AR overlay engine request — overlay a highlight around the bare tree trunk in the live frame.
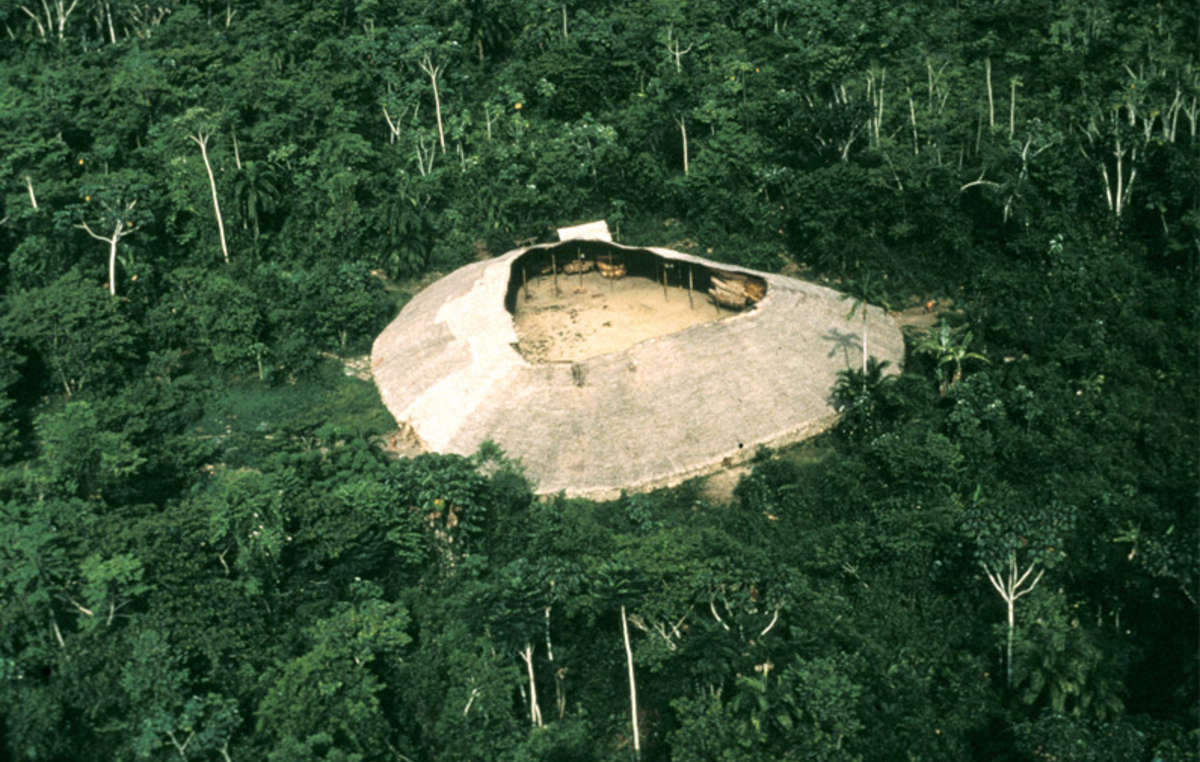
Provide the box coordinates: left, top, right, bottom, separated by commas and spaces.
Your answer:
50, 609, 65, 647
418, 55, 447, 153
20, 5, 48, 37
231, 128, 242, 169
664, 29, 692, 74
107, 230, 119, 295
1008, 78, 1018, 140
166, 729, 194, 759
519, 643, 544, 728
1114, 137, 1127, 217
866, 68, 885, 146
77, 204, 134, 296
28, 0, 81, 40
985, 58, 995, 130
545, 606, 566, 719
383, 105, 401, 144
24, 175, 38, 209
982, 553, 1045, 688
676, 117, 688, 175
908, 93, 919, 154
484, 105, 497, 141
858, 306, 869, 384
415, 137, 436, 176
621, 605, 640, 759
189, 132, 230, 264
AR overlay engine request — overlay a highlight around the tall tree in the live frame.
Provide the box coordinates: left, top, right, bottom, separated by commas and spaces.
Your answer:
964, 487, 1077, 689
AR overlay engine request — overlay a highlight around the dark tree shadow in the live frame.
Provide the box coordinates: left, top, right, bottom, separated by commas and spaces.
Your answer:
822, 328, 862, 369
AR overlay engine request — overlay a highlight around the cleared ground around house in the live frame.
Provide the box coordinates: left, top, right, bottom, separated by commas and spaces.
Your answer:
512, 270, 734, 363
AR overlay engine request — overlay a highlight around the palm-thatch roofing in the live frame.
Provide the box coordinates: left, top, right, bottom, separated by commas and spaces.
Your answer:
370, 242, 904, 500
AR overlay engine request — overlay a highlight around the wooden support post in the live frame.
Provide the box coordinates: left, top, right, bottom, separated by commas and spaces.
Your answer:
661, 263, 668, 301
578, 249, 584, 290
687, 266, 694, 309
522, 266, 529, 299
552, 252, 559, 295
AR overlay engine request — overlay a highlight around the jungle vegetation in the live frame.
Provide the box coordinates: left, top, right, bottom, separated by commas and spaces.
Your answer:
0, 0, 1196, 759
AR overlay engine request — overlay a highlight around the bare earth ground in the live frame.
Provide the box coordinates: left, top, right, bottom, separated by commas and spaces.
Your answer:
512, 271, 734, 362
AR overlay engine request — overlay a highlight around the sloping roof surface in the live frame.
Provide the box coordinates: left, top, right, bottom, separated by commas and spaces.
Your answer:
371, 244, 905, 499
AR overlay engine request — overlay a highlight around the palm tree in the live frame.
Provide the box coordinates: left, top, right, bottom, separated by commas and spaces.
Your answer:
231, 160, 280, 251
831, 357, 896, 442
840, 272, 890, 387
914, 320, 990, 395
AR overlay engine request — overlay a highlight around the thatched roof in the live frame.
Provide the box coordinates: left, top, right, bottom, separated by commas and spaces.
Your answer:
371, 242, 905, 499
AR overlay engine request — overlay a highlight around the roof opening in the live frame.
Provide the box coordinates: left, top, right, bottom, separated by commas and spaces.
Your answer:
505, 242, 766, 364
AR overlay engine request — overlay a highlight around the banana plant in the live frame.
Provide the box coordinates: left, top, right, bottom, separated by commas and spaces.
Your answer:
914, 320, 989, 395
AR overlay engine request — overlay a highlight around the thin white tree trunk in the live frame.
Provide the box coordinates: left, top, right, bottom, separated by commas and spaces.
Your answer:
545, 605, 566, 719
20, 5, 47, 37
874, 68, 885, 144
1114, 138, 1124, 217
77, 208, 133, 296
665, 29, 692, 74
484, 106, 496, 141
25, 175, 38, 209
190, 132, 230, 264
107, 229, 119, 296
431, 68, 445, 153
982, 553, 1045, 688
1005, 592, 1015, 687
419, 55, 446, 154
231, 128, 242, 169
519, 643, 544, 728
382, 105, 401, 144
908, 94, 919, 154
862, 310, 869, 378
51, 611, 65, 647
104, 1, 115, 43
676, 117, 688, 175
1008, 79, 1017, 140
621, 605, 640, 759
985, 58, 995, 130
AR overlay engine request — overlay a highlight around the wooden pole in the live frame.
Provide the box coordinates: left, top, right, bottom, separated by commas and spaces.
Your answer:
522, 265, 529, 299
687, 266, 694, 309
552, 252, 559, 295
661, 263, 668, 301
578, 249, 584, 290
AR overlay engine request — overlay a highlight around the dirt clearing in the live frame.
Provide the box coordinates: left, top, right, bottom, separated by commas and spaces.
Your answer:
512, 270, 737, 363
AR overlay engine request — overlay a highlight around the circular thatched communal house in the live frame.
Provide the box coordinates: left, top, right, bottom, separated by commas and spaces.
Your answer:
371, 238, 904, 500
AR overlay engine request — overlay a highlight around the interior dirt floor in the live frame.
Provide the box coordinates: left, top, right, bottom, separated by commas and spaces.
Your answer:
511, 270, 738, 363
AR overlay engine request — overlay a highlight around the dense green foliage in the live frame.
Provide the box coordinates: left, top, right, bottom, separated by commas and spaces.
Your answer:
0, 0, 1196, 759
